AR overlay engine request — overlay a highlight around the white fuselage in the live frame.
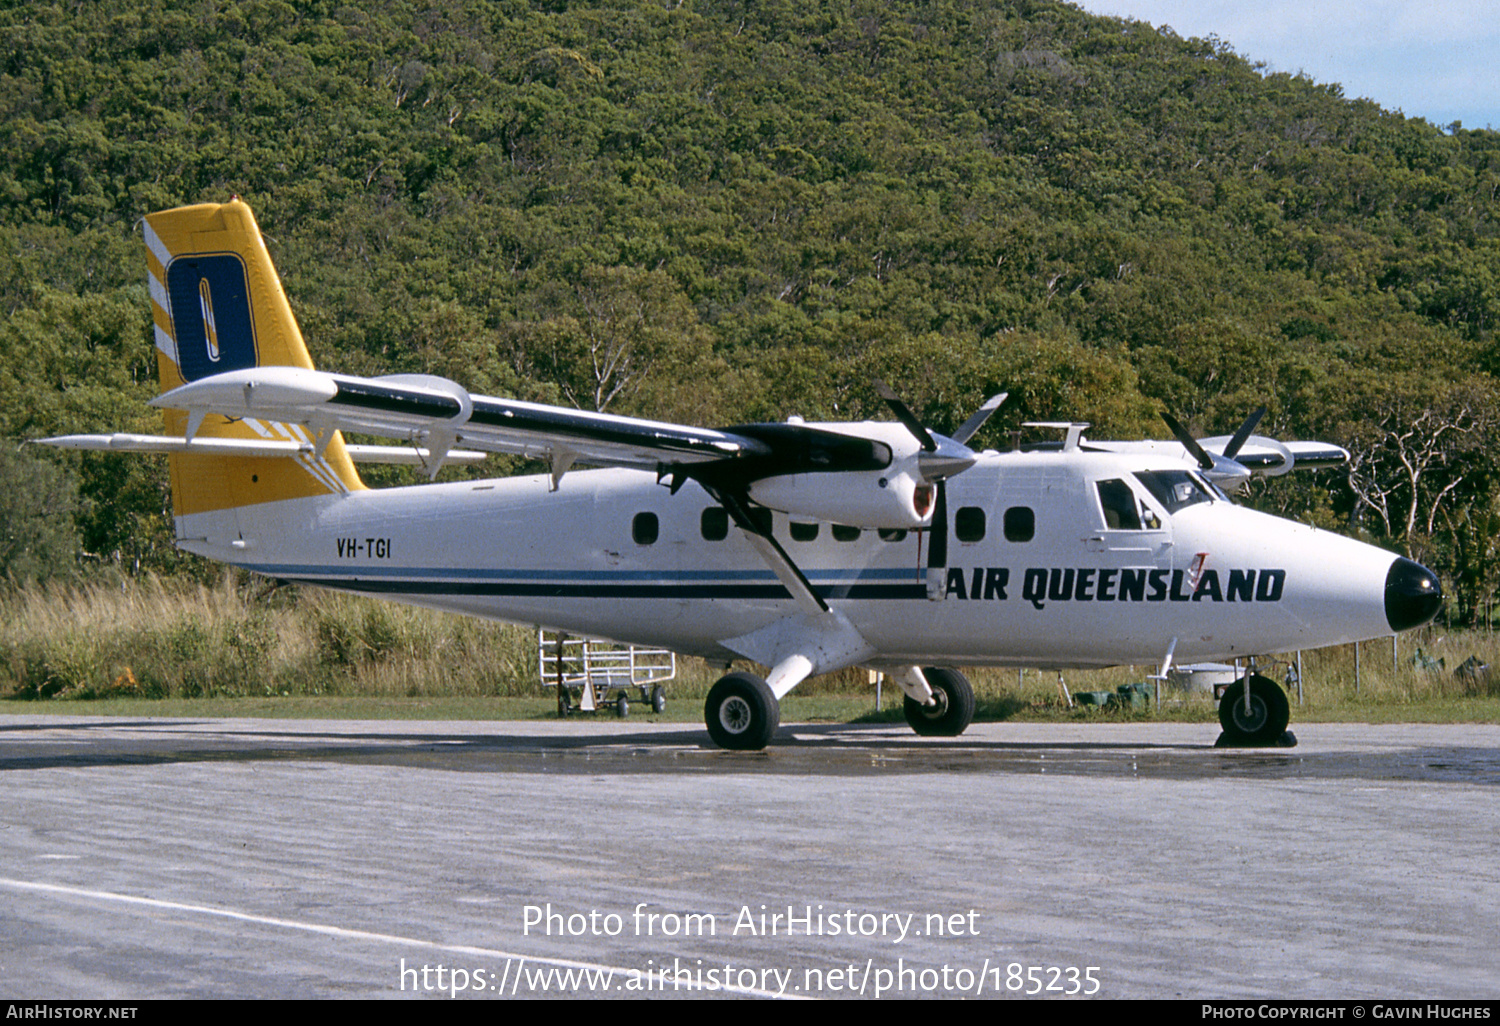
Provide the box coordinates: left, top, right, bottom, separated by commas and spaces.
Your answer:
178, 450, 1401, 670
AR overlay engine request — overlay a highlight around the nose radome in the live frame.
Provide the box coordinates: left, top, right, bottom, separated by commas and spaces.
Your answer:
1385, 557, 1443, 632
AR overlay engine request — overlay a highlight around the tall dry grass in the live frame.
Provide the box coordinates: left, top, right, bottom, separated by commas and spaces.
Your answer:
0, 572, 538, 700
1285, 627, 1500, 706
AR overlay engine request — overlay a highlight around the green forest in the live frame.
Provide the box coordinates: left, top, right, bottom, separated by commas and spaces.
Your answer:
4, 0, 1500, 623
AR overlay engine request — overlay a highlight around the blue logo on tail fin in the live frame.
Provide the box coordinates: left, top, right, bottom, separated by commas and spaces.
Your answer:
167, 254, 258, 381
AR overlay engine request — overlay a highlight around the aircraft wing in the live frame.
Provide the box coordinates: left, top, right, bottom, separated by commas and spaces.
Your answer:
133, 366, 772, 477
43, 366, 959, 531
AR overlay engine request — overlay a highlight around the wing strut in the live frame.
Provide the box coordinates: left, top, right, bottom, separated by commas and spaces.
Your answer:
703, 486, 829, 616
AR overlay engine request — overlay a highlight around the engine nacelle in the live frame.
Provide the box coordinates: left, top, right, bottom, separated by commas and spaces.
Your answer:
747, 468, 934, 530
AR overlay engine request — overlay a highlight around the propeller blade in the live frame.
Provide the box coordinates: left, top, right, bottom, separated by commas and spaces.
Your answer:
1161, 411, 1215, 472
1221, 407, 1266, 460
873, 380, 936, 452
951, 392, 1008, 446
873, 380, 983, 482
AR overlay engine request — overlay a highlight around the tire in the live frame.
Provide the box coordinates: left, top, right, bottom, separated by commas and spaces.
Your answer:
903, 667, 976, 737
704, 672, 779, 750
1218, 674, 1290, 745
651, 685, 666, 715
615, 693, 630, 719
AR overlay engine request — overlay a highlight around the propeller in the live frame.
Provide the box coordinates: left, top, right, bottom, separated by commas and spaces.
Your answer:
1160, 407, 1295, 491
873, 382, 1006, 600
873, 382, 1006, 483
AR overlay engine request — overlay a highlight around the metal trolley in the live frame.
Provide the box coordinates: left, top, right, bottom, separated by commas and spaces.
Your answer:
537, 629, 677, 718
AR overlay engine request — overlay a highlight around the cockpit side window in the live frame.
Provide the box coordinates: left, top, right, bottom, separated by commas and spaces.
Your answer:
1096, 479, 1142, 530
1134, 470, 1213, 514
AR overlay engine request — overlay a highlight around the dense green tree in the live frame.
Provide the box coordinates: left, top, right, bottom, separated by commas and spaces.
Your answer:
0, 444, 81, 583
2, 0, 1499, 617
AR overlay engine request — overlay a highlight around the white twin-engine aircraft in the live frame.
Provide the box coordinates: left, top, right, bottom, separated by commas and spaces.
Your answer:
43, 200, 1444, 750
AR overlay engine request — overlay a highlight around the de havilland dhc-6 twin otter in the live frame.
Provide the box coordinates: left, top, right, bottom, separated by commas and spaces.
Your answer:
41, 200, 1444, 750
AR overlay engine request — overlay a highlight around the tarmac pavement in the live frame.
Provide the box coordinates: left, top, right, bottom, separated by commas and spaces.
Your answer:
0, 716, 1496, 999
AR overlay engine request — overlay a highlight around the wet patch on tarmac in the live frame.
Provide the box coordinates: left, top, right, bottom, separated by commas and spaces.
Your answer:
2, 718, 1498, 784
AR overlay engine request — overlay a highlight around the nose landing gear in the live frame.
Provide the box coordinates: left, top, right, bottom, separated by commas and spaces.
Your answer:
1216, 673, 1295, 747
902, 667, 976, 737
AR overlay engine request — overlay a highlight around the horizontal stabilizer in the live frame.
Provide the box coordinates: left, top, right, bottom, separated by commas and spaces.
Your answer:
38, 433, 311, 458
35, 433, 487, 466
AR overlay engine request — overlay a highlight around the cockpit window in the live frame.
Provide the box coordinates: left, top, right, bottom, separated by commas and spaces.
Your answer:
1096, 479, 1142, 530
1134, 470, 1213, 513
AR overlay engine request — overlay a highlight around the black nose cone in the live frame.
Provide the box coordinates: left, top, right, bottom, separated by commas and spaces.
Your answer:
1386, 557, 1443, 632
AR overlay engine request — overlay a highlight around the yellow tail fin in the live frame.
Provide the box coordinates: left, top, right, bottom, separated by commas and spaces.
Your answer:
144, 199, 364, 516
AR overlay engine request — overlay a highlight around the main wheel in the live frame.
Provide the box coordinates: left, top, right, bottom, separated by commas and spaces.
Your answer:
1218, 674, 1291, 745
705, 672, 780, 750
903, 667, 976, 737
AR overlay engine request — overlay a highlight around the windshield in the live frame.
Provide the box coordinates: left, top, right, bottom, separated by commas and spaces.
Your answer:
1134, 470, 1214, 514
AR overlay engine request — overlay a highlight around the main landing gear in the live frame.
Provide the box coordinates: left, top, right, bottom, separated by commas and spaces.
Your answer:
1216, 673, 1294, 747
703, 666, 977, 750
705, 672, 780, 751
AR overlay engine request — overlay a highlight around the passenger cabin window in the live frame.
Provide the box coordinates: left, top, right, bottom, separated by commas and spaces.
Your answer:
831, 524, 861, 542
1096, 479, 1142, 531
1134, 470, 1212, 514
1004, 506, 1035, 543
790, 521, 819, 543
955, 506, 986, 543
701, 507, 729, 541
632, 512, 659, 545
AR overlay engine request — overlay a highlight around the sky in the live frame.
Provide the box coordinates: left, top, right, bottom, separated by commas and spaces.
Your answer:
1073, 1, 1500, 131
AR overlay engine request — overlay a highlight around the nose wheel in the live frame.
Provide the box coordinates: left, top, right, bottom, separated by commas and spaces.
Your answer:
1217, 674, 1292, 746
903, 667, 976, 737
